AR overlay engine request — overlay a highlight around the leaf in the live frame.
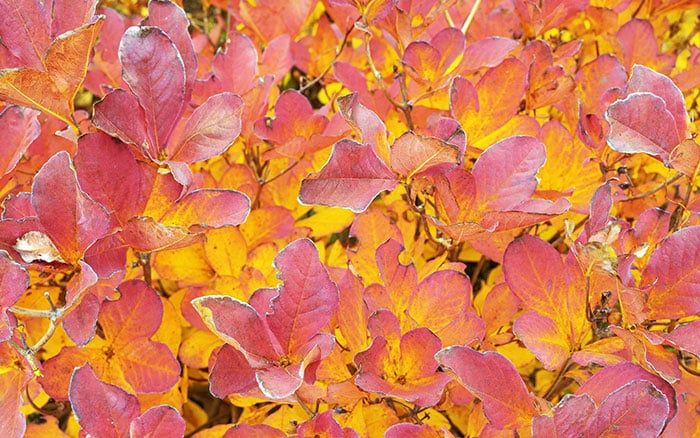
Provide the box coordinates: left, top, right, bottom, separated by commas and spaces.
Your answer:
0, 0, 50, 69
74, 132, 152, 226
575, 361, 677, 423
69, 364, 140, 438
194, 239, 339, 399
606, 93, 681, 162
209, 344, 259, 398
31, 151, 111, 264
299, 140, 398, 213
355, 315, 451, 407
143, 0, 197, 103
0, 106, 40, 178
41, 280, 181, 398
0, 251, 28, 341
587, 380, 669, 437
169, 92, 244, 163
436, 346, 538, 429
503, 235, 584, 334
642, 226, 700, 318
93, 89, 150, 147
512, 312, 570, 370
389, 131, 462, 179
450, 59, 528, 147
266, 238, 339, 355
532, 394, 595, 437
160, 189, 250, 228
0, 18, 104, 127
119, 25, 185, 153
472, 136, 546, 211
120, 216, 203, 252
129, 405, 186, 438
459, 37, 519, 73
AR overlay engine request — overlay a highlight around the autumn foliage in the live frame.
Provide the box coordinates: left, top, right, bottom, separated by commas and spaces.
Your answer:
1, 0, 700, 436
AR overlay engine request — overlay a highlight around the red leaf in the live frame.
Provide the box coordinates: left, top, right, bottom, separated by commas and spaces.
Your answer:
48, 0, 98, 38
223, 424, 286, 438
390, 131, 462, 179
385, 423, 441, 438
459, 37, 519, 73
129, 405, 186, 438
587, 380, 669, 437
193, 295, 281, 365
436, 346, 538, 429
295, 410, 356, 438
69, 364, 140, 438
31, 151, 111, 264
119, 26, 185, 153
299, 140, 398, 212
169, 92, 244, 163
642, 226, 700, 318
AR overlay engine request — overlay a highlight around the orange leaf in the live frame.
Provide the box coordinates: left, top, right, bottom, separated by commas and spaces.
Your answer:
0, 18, 104, 128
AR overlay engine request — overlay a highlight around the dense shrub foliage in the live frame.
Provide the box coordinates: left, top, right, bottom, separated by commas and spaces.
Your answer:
0, 0, 699, 436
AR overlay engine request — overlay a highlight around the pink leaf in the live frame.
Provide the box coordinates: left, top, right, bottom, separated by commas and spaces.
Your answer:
587, 380, 669, 437
436, 346, 537, 429
606, 93, 681, 162
193, 295, 281, 364
143, 0, 197, 102
266, 239, 339, 355
390, 131, 462, 178
209, 344, 259, 398
74, 132, 151, 226
642, 226, 700, 318
119, 26, 185, 152
0, 106, 40, 177
0, 0, 49, 69
299, 140, 398, 212
0, 252, 28, 341
130, 405, 186, 438
473, 136, 546, 210
120, 216, 203, 252
31, 151, 111, 264
93, 89, 149, 147
169, 92, 244, 163
69, 364, 140, 438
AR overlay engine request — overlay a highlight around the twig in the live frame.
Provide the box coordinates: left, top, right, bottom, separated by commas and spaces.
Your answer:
461, 0, 482, 35
620, 172, 684, 202
294, 391, 316, 418
541, 357, 572, 401
299, 23, 356, 93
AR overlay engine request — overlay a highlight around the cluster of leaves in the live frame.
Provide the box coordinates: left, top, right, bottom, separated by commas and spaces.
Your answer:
0, 0, 699, 436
